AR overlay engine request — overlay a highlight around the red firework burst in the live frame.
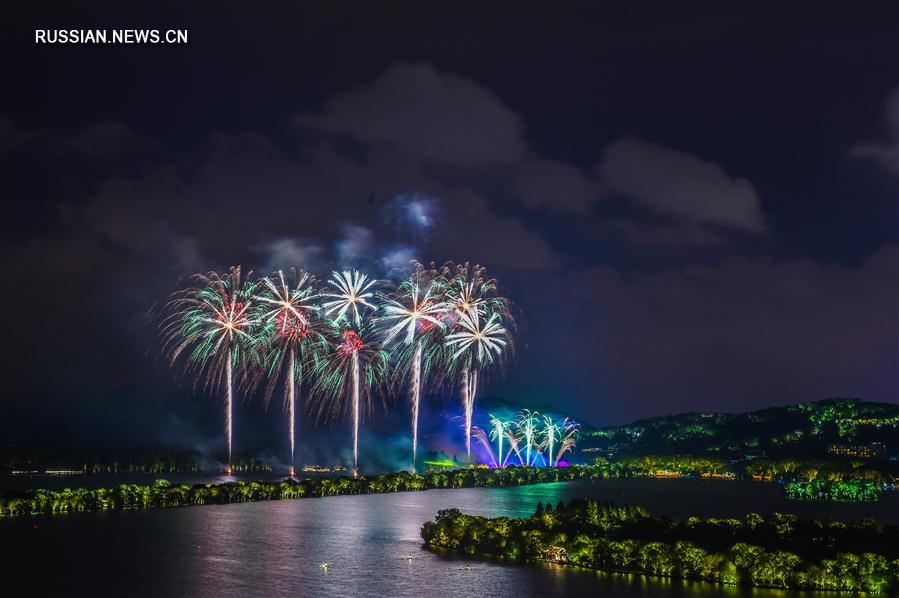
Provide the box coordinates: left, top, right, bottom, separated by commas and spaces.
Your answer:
276, 311, 309, 341
418, 303, 441, 332
419, 319, 439, 332
338, 330, 365, 355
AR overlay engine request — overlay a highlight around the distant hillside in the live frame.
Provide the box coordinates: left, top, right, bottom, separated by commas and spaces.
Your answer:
582, 398, 898, 458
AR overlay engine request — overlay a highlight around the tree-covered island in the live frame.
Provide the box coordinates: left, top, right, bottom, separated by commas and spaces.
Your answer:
422, 499, 899, 593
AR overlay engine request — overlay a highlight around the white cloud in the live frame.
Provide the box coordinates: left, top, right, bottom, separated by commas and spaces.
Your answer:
598, 137, 766, 233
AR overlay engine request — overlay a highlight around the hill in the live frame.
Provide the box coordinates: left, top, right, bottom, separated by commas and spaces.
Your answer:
582, 398, 898, 459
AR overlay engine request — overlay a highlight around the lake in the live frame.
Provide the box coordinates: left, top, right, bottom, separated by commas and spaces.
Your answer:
3, 478, 896, 597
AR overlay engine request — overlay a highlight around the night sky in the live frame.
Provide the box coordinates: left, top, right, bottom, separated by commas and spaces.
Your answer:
1, 2, 897, 453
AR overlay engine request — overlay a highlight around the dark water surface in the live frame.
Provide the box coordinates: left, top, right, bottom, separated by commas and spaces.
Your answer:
3, 479, 896, 597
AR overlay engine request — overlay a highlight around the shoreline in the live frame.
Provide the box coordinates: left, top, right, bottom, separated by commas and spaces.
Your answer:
2, 465, 893, 518
0, 466, 589, 517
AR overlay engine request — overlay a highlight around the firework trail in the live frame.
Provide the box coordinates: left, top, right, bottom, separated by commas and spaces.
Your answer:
489, 414, 511, 467
445, 308, 508, 458
253, 269, 326, 474
505, 428, 524, 466
515, 410, 541, 465
287, 358, 294, 471
226, 354, 233, 461
379, 267, 446, 470
553, 418, 581, 464
410, 343, 421, 467
352, 350, 360, 468
462, 369, 478, 459
472, 425, 498, 467
542, 415, 560, 467
313, 271, 387, 474
160, 267, 259, 466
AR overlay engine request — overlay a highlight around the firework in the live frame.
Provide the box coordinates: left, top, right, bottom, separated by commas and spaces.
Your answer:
504, 427, 524, 465
379, 264, 446, 470
321, 270, 377, 326
253, 269, 327, 473
503, 412, 581, 467
312, 271, 387, 474
445, 309, 509, 458
471, 425, 498, 468
488, 414, 512, 467
553, 418, 581, 464
441, 262, 500, 317
437, 262, 515, 460
160, 267, 259, 465
159, 259, 526, 471
445, 309, 508, 364
478, 411, 579, 469
514, 410, 541, 466
542, 415, 560, 467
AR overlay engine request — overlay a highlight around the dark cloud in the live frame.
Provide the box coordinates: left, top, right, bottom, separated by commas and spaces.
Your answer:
45, 63, 567, 273
0, 68, 567, 418
849, 86, 898, 175
537, 245, 899, 419
604, 219, 728, 247
0, 115, 148, 157
59, 130, 562, 272
63, 121, 148, 157
598, 138, 767, 233
0, 114, 36, 152
512, 158, 603, 213
295, 63, 527, 167
1, 7, 896, 449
